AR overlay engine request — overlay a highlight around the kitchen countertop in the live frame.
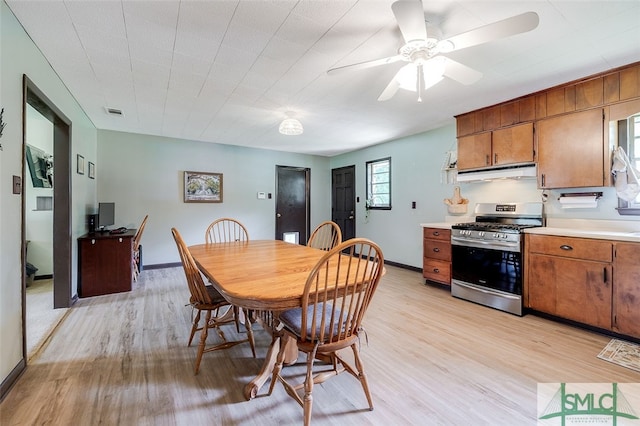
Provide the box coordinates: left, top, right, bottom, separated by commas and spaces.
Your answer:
525, 218, 640, 243
421, 216, 473, 230
422, 218, 640, 243
525, 227, 640, 243
420, 222, 454, 230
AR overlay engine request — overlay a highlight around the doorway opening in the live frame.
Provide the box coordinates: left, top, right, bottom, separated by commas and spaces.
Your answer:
22, 76, 73, 361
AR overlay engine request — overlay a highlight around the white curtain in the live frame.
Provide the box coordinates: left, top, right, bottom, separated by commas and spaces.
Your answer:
611, 146, 640, 202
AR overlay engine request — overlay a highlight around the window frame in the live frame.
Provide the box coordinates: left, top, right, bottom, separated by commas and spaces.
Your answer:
365, 157, 391, 210
616, 113, 640, 216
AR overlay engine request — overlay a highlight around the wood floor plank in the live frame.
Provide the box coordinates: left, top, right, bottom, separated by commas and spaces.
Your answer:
1, 265, 638, 425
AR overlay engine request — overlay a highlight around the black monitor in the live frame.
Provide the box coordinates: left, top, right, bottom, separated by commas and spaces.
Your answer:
98, 202, 115, 231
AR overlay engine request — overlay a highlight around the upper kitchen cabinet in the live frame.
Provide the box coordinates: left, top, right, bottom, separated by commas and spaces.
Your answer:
455, 62, 639, 186
620, 63, 640, 100
537, 108, 604, 189
458, 122, 534, 171
455, 96, 536, 137
492, 123, 535, 166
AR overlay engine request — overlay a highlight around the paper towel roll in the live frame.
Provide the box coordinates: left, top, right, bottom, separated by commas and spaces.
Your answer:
559, 195, 598, 208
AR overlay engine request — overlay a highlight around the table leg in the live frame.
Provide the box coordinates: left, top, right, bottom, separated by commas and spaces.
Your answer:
244, 334, 282, 400
243, 316, 298, 400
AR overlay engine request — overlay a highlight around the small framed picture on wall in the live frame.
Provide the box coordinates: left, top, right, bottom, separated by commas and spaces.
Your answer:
77, 154, 85, 175
88, 162, 95, 179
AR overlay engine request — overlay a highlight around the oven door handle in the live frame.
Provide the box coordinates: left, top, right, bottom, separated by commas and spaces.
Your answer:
453, 280, 521, 300
451, 236, 520, 251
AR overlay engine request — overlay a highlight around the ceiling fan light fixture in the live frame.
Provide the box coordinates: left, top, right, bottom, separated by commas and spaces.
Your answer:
279, 117, 304, 136
396, 57, 446, 92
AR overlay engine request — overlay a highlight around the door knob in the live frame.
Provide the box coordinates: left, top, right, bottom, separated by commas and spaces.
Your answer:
276, 213, 281, 218
349, 215, 354, 219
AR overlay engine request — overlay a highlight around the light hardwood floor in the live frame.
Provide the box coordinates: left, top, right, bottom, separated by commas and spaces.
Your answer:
1, 265, 638, 425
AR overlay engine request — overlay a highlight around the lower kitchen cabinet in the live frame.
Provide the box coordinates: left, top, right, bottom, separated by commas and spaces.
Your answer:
613, 243, 640, 338
527, 234, 613, 330
423, 227, 451, 285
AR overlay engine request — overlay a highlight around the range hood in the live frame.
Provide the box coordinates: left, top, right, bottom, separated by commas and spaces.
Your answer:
456, 164, 537, 182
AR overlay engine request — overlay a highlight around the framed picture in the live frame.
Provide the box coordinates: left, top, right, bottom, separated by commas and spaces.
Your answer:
88, 161, 95, 179
77, 154, 84, 175
184, 171, 223, 203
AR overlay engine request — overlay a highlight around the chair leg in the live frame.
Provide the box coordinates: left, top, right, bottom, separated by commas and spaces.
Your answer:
268, 334, 288, 395
188, 309, 201, 346
303, 343, 319, 426
234, 306, 241, 333
350, 342, 374, 411
194, 310, 211, 375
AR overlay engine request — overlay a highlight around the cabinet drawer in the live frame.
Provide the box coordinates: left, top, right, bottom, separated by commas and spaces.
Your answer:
423, 239, 451, 261
528, 235, 613, 262
423, 259, 451, 284
423, 227, 450, 241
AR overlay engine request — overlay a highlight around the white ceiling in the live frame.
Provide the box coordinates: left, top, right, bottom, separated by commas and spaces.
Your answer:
7, 0, 640, 156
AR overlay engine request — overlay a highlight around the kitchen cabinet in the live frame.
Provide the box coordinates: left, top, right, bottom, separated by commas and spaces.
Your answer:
78, 230, 134, 297
620, 63, 640, 100
492, 122, 535, 166
457, 122, 534, 171
423, 228, 451, 286
527, 235, 613, 330
457, 132, 491, 170
536, 108, 605, 188
613, 243, 640, 338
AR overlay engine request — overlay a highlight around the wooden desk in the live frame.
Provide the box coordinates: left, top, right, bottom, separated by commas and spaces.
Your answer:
188, 240, 332, 399
78, 229, 135, 297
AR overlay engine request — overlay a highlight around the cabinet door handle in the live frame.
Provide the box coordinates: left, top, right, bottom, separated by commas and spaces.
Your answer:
541, 174, 545, 187
494, 153, 498, 164
433, 247, 440, 253
432, 231, 440, 236
486, 154, 490, 165
560, 245, 573, 251
433, 268, 440, 273
603, 267, 607, 283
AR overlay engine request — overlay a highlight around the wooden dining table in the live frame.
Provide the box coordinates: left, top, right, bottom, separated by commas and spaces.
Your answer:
188, 239, 334, 400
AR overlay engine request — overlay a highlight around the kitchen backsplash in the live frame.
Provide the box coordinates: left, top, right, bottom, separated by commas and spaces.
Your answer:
456, 180, 638, 222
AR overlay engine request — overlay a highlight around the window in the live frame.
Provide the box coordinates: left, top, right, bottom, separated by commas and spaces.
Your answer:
366, 157, 391, 209
617, 113, 640, 215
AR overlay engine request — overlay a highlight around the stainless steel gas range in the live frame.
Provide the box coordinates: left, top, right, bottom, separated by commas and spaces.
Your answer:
450, 202, 544, 316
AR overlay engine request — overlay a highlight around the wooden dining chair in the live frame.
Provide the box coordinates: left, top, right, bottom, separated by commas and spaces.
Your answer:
205, 217, 249, 243
307, 220, 342, 251
204, 217, 250, 332
132, 214, 148, 282
268, 238, 384, 425
171, 228, 255, 374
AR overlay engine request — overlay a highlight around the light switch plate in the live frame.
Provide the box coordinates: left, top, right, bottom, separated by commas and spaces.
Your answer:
13, 176, 21, 194
257, 191, 266, 199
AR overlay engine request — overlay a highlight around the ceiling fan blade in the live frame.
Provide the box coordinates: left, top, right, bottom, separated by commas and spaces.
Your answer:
442, 11, 539, 52
327, 55, 404, 75
377, 69, 404, 101
391, 0, 427, 42
442, 58, 483, 85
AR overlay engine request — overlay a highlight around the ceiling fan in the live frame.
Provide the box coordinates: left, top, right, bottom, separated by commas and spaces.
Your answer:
327, 0, 539, 102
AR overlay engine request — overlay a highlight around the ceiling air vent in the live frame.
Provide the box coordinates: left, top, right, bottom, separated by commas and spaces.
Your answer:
105, 107, 123, 117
